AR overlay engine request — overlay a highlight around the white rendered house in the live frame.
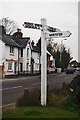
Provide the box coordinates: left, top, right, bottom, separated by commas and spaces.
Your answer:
0, 26, 55, 78
13, 30, 40, 74
0, 29, 20, 77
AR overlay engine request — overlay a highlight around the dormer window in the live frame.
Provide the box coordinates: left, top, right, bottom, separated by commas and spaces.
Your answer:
10, 46, 14, 53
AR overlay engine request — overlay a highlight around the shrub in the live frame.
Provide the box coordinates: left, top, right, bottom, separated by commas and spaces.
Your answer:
16, 87, 77, 112
17, 88, 41, 107
47, 89, 68, 107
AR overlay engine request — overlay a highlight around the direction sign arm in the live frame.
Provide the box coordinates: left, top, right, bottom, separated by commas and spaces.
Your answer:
47, 31, 72, 38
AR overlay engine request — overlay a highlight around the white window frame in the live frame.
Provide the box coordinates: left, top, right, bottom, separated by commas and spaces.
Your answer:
10, 46, 14, 53
8, 62, 12, 71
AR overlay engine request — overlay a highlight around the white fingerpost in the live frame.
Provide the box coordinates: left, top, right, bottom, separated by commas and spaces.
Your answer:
23, 19, 72, 106
41, 18, 47, 106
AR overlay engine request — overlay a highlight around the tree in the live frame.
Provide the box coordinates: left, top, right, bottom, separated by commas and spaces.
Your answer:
36, 38, 72, 69
61, 48, 71, 68
0, 17, 18, 35
36, 38, 55, 55
54, 44, 71, 69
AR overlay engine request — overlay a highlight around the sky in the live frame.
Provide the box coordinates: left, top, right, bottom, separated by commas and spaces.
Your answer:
0, 0, 79, 61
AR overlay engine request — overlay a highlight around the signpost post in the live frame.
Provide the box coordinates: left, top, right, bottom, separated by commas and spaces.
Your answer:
41, 18, 47, 106
23, 19, 72, 106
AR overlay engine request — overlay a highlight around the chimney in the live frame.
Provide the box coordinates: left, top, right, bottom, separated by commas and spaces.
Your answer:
13, 28, 23, 38
17, 28, 21, 32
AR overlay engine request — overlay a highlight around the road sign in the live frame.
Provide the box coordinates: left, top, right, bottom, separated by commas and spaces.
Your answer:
47, 26, 60, 32
23, 22, 60, 32
23, 19, 72, 106
48, 31, 72, 38
23, 22, 42, 30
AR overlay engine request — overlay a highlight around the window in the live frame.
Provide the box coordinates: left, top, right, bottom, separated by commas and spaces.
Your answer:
21, 49, 23, 57
8, 62, 12, 71
10, 46, 14, 53
27, 48, 29, 57
26, 63, 29, 70
36, 63, 38, 69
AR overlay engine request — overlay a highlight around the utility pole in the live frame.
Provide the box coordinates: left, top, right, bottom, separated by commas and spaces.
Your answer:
41, 18, 47, 106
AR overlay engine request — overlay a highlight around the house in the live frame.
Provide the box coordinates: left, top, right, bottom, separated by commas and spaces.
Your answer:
13, 29, 40, 74
0, 26, 56, 79
30, 44, 40, 73
12, 29, 30, 73
36, 38, 56, 73
0, 26, 20, 78
0, 26, 40, 78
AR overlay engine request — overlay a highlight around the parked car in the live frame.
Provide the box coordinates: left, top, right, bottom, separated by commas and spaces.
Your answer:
75, 67, 80, 75
66, 65, 76, 74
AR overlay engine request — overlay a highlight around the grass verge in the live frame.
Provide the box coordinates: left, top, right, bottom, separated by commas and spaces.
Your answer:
2, 106, 79, 118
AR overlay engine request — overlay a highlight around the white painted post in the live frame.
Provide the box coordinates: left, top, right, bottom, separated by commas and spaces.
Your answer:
41, 18, 47, 106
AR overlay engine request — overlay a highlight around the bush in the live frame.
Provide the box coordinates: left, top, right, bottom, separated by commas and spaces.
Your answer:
16, 87, 78, 112
47, 89, 68, 107
17, 88, 41, 107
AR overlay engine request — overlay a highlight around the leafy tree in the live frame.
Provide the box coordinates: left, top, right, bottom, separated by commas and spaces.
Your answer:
36, 38, 72, 69
0, 17, 18, 35
61, 48, 71, 68
54, 45, 71, 69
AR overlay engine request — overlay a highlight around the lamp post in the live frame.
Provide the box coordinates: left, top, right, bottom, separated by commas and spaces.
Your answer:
60, 39, 67, 62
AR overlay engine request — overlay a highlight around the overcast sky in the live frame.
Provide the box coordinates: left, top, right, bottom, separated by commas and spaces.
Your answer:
1, 0, 78, 61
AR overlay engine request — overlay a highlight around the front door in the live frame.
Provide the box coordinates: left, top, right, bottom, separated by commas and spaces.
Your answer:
14, 62, 17, 74
20, 63, 23, 72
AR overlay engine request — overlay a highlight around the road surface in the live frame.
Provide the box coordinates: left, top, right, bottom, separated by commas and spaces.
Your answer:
1, 73, 76, 105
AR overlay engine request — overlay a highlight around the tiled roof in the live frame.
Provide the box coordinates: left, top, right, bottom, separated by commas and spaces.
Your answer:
13, 37, 30, 48
1, 34, 20, 47
0, 32, 30, 48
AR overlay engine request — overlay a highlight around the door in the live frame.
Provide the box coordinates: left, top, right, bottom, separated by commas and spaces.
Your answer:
14, 62, 17, 74
20, 63, 23, 72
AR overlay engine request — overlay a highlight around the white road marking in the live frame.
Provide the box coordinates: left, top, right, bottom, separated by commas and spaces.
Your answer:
32, 82, 40, 86
0, 86, 23, 91
57, 74, 66, 76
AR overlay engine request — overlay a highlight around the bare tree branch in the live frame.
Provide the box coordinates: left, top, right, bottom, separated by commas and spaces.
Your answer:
0, 17, 18, 35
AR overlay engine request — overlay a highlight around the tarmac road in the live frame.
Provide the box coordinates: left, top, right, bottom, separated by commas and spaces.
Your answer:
1, 73, 76, 105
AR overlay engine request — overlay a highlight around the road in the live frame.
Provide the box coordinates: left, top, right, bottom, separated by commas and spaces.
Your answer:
1, 73, 76, 105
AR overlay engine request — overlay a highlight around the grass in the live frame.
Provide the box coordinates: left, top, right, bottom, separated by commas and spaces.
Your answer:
2, 106, 79, 118
2, 87, 80, 119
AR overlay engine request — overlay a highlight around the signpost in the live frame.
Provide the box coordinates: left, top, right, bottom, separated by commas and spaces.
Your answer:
48, 31, 72, 38
41, 18, 47, 106
23, 22, 42, 30
23, 19, 72, 106
23, 22, 60, 32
